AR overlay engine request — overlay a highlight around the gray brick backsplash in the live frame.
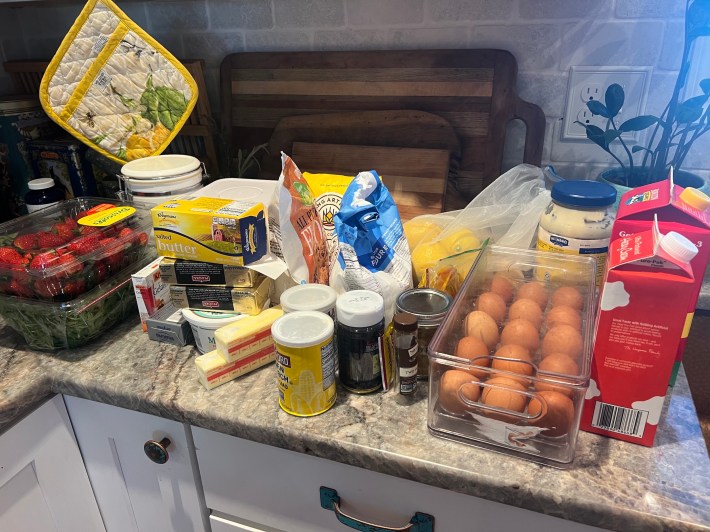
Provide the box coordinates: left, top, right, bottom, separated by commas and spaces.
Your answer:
182, 32, 244, 70
561, 21, 664, 67
313, 29, 388, 50
517, 72, 568, 119
346, 0, 423, 26
519, 0, 614, 20
658, 21, 684, 72
274, 0, 345, 29
470, 24, 561, 71
390, 26, 469, 49
147, 1, 209, 32
208, 0, 272, 31
616, 0, 685, 19
245, 31, 311, 52
120, 3, 149, 29
17, 5, 78, 38
427, 0, 516, 22
502, 119, 526, 171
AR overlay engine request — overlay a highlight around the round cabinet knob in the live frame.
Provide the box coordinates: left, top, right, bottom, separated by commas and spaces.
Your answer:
144, 437, 171, 464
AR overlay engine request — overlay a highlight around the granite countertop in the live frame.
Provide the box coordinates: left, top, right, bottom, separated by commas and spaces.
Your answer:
0, 318, 708, 532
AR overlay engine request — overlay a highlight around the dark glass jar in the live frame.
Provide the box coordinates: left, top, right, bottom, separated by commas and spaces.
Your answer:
25, 178, 65, 213
336, 290, 385, 394
395, 288, 453, 380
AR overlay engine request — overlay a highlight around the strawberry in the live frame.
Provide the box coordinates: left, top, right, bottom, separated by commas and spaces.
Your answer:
13, 233, 39, 251
52, 222, 75, 241
79, 226, 101, 236
37, 231, 68, 249
98, 237, 125, 270
63, 216, 78, 229
62, 278, 86, 297
137, 232, 148, 246
56, 253, 83, 276
7, 279, 34, 298
69, 235, 101, 256
0, 247, 29, 269
33, 279, 62, 299
29, 251, 61, 271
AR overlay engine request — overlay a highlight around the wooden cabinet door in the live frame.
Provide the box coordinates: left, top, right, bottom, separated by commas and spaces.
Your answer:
64, 396, 209, 532
0, 395, 105, 532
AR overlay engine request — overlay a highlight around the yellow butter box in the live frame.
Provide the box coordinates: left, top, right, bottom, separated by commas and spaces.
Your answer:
151, 197, 268, 266
169, 275, 271, 315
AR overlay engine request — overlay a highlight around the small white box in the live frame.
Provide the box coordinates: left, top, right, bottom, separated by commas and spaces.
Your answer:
131, 257, 170, 332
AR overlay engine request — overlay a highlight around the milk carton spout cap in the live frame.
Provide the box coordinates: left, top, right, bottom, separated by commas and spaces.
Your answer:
679, 187, 710, 212
660, 231, 698, 263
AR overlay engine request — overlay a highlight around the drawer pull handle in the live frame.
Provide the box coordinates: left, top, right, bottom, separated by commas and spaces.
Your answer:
319, 486, 434, 532
144, 437, 171, 464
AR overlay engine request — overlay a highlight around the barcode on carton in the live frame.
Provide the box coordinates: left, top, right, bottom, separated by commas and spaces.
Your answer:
591, 402, 648, 438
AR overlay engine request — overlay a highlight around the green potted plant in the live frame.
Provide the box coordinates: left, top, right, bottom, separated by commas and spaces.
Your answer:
576, 0, 710, 192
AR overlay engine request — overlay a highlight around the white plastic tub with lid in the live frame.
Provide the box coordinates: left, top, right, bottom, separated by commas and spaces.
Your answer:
120, 154, 205, 205
182, 309, 245, 354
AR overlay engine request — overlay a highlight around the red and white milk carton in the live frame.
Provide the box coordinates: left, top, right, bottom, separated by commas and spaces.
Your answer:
580, 219, 699, 446
611, 171, 710, 384
131, 257, 170, 332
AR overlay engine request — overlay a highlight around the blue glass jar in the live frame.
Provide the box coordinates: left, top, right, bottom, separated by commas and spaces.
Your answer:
25, 178, 65, 213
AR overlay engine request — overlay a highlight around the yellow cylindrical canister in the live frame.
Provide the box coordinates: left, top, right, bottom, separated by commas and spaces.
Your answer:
271, 310, 336, 416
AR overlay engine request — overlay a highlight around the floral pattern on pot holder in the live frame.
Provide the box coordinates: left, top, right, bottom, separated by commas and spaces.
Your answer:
40, 0, 198, 164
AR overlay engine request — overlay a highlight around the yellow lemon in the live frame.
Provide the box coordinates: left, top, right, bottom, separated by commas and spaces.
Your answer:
439, 228, 481, 255
403, 219, 442, 251
411, 240, 449, 282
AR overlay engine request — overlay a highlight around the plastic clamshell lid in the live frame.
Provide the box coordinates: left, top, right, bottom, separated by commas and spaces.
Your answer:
280, 284, 337, 313
271, 310, 334, 348
121, 154, 201, 179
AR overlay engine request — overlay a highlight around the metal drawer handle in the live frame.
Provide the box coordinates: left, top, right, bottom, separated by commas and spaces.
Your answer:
320, 486, 434, 532
144, 437, 171, 464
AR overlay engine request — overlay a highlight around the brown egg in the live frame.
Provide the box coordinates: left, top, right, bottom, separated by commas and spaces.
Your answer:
508, 298, 543, 329
438, 369, 481, 415
551, 286, 584, 311
537, 353, 579, 396
481, 377, 528, 414
545, 305, 582, 331
517, 281, 549, 310
500, 318, 540, 353
476, 291, 507, 324
455, 336, 491, 379
491, 345, 533, 384
490, 273, 515, 303
527, 391, 575, 437
465, 311, 500, 349
541, 324, 584, 360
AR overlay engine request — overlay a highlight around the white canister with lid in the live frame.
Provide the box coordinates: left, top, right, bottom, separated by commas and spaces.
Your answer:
279, 284, 337, 320
120, 154, 205, 205
181, 309, 245, 354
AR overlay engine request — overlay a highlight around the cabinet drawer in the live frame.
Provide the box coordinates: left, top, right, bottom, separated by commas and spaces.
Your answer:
193, 427, 603, 532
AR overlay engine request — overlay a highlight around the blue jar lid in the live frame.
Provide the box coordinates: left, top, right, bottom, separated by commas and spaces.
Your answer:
551, 180, 617, 207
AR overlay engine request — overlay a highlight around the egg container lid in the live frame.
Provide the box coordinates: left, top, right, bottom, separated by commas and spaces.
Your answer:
551, 180, 617, 208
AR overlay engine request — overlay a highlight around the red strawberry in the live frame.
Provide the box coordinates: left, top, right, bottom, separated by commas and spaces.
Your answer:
0, 247, 29, 269
8, 279, 34, 298
29, 251, 61, 270
69, 235, 101, 256
52, 222, 75, 241
137, 232, 148, 246
33, 279, 62, 299
92, 261, 108, 283
13, 233, 39, 251
63, 216, 78, 229
62, 279, 86, 297
37, 231, 68, 249
99, 237, 126, 269
56, 253, 83, 276
79, 226, 101, 236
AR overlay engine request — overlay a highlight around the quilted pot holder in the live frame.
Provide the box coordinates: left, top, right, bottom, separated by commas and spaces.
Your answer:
40, 0, 198, 163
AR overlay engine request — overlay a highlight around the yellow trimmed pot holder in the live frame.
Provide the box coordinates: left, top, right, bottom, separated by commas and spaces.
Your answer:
40, 0, 198, 164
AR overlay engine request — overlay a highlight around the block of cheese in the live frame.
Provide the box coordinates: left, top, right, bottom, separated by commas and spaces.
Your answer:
214, 307, 284, 362
194, 347, 275, 390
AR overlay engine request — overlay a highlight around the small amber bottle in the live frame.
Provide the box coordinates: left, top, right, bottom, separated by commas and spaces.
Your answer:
394, 312, 418, 396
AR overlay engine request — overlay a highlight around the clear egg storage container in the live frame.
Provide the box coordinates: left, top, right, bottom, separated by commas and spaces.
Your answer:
427, 245, 597, 466
0, 198, 155, 349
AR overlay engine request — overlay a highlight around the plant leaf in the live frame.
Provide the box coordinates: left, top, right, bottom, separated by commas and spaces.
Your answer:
701, 78, 710, 95
632, 145, 653, 154
587, 100, 610, 118
604, 130, 622, 145
676, 97, 706, 123
605, 83, 625, 117
576, 122, 609, 150
619, 115, 658, 132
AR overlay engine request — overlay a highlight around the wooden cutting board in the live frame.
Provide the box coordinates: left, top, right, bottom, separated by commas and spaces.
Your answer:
220, 49, 545, 200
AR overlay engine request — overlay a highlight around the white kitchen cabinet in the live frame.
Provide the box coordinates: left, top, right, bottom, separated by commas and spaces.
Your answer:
193, 426, 605, 532
64, 395, 209, 532
0, 395, 105, 532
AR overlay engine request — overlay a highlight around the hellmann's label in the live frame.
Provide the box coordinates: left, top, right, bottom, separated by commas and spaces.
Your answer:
151, 197, 268, 266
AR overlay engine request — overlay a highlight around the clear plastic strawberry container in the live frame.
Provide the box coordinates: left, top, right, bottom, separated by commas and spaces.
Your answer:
0, 198, 156, 349
427, 245, 597, 466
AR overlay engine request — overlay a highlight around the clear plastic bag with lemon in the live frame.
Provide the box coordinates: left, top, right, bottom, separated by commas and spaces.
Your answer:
404, 164, 550, 296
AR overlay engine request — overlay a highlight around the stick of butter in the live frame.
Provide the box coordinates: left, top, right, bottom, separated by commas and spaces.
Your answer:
214, 307, 284, 362
195, 347, 275, 390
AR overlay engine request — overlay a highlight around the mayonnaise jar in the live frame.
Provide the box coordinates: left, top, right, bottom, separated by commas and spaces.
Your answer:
536, 180, 617, 287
